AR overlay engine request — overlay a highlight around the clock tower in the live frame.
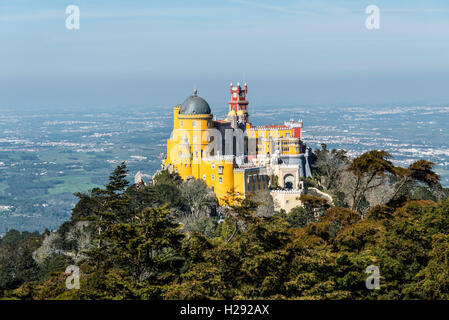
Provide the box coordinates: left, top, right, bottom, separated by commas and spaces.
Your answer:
228, 82, 249, 125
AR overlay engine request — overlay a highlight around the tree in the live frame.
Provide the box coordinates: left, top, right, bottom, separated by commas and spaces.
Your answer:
77, 163, 132, 270
106, 161, 129, 195
389, 160, 440, 204
166, 198, 292, 299
152, 170, 182, 186
348, 150, 396, 212
253, 190, 276, 217
107, 207, 185, 282
313, 144, 348, 190
0, 230, 42, 291
416, 233, 449, 299
286, 205, 315, 228
95, 162, 131, 242
218, 193, 258, 244
299, 194, 330, 218
179, 179, 218, 219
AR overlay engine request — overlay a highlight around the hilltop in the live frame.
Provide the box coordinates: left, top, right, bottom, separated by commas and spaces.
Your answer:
1, 148, 449, 299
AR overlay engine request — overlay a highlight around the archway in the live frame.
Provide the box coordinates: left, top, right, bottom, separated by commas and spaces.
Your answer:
284, 174, 295, 190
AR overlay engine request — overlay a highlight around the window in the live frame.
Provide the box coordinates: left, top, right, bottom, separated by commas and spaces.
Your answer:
258, 184, 260, 190
192, 120, 197, 128
286, 200, 289, 204
212, 163, 215, 169
180, 121, 183, 127
193, 135, 197, 143
203, 174, 206, 180
211, 174, 215, 180
218, 166, 224, 174
219, 177, 223, 184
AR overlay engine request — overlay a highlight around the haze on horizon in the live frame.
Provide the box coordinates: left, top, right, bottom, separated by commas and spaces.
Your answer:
1, 0, 448, 109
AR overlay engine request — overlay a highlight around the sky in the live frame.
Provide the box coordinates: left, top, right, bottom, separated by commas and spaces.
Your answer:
1, 0, 449, 109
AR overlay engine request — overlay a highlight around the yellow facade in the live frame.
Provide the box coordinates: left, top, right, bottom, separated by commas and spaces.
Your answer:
247, 127, 303, 156
164, 88, 304, 205
164, 106, 244, 203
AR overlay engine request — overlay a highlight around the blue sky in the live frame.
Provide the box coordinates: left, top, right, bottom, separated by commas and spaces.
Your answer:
1, 0, 448, 108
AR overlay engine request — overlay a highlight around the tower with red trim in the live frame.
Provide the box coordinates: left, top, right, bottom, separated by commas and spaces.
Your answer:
286, 118, 303, 139
227, 82, 249, 126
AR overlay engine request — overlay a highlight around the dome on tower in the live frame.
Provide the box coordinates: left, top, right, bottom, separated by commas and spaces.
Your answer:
179, 89, 211, 115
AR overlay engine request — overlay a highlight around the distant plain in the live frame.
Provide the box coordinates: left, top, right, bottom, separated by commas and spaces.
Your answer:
0, 103, 448, 234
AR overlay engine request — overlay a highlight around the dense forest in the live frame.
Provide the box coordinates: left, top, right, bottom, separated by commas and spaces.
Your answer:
1, 146, 449, 300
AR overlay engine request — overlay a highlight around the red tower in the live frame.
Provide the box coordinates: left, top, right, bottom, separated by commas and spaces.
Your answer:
229, 82, 249, 114
286, 119, 303, 139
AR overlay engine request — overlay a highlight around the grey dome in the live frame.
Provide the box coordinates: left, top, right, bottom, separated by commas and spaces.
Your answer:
179, 90, 211, 115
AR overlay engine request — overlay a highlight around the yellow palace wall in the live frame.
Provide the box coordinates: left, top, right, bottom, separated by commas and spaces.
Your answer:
165, 106, 274, 204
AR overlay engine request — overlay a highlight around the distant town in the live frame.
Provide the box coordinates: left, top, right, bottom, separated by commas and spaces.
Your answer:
0, 103, 448, 234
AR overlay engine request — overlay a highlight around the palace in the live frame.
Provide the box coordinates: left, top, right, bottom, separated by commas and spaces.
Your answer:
164, 83, 313, 210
